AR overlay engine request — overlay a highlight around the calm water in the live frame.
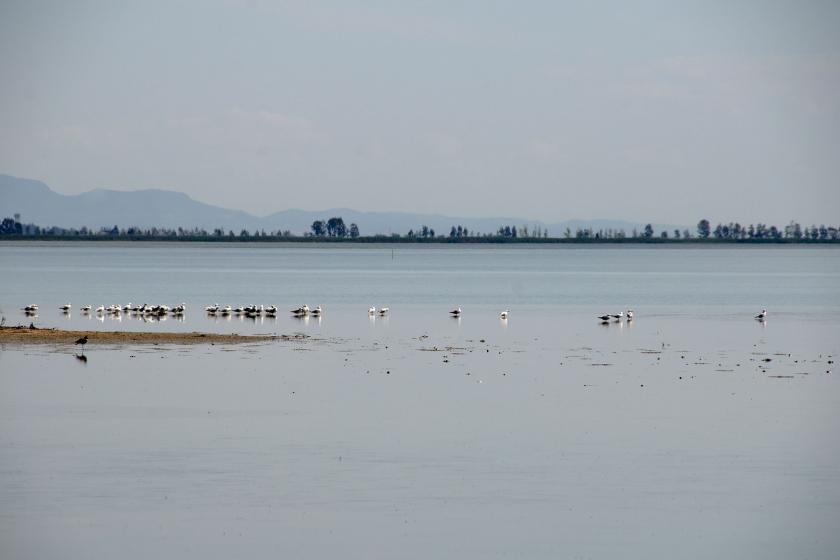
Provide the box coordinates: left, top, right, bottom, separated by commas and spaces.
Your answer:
1, 242, 839, 559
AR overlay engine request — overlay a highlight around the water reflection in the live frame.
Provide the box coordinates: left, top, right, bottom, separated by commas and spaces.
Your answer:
74, 354, 88, 364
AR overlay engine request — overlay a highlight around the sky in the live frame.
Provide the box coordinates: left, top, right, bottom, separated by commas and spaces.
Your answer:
1, 0, 838, 225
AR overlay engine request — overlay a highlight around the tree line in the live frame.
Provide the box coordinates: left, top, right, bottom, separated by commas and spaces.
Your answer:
2, 213, 838, 242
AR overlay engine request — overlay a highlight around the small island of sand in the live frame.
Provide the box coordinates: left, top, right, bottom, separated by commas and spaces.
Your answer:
0, 325, 306, 345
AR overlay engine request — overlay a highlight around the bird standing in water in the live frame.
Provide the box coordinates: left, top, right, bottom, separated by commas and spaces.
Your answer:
75, 335, 88, 353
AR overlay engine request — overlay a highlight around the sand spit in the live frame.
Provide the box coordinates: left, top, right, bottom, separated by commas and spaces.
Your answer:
0, 325, 305, 345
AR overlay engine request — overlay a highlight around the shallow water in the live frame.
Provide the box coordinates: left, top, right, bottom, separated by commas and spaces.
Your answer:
1, 242, 839, 558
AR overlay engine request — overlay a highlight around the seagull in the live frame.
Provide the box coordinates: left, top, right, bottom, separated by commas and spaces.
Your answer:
310, 306, 323, 316
500, 309, 510, 319
205, 303, 219, 313
378, 307, 389, 316
368, 307, 376, 315
23, 304, 39, 312
597, 314, 611, 321
291, 304, 310, 316
610, 311, 624, 320
80, 305, 91, 313
626, 310, 634, 320
60, 303, 71, 312
449, 306, 462, 316
264, 305, 277, 315
755, 309, 767, 320
95, 305, 105, 314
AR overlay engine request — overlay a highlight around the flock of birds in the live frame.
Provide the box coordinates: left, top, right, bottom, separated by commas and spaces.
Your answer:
23, 303, 186, 318
205, 303, 279, 317
598, 309, 635, 324
19, 304, 770, 323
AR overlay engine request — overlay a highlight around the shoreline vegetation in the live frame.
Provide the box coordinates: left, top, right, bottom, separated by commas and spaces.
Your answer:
2, 215, 839, 243
0, 325, 303, 345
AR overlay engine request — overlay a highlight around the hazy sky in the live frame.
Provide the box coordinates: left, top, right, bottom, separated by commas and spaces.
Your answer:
1, 1, 838, 224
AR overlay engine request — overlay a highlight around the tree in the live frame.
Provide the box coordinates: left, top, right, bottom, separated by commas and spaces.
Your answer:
326, 217, 346, 237
697, 219, 710, 238
311, 220, 326, 236
660, 230, 668, 238
673, 229, 681, 239
450, 226, 457, 238
643, 224, 654, 238
349, 223, 360, 238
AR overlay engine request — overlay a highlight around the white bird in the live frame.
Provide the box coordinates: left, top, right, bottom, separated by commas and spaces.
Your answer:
80, 305, 91, 312
449, 306, 462, 316
95, 305, 105, 314
220, 305, 232, 315
205, 303, 219, 313
610, 311, 624, 320
500, 309, 510, 319
23, 304, 39, 312
755, 309, 767, 320
626, 309, 634, 320
311, 305, 323, 316
368, 306, 376, 315
597, 314, 610, 321
291, 304, 310, 315
264, 305, 277, 315
60, 303, 71, 312
378, 307, 389, 316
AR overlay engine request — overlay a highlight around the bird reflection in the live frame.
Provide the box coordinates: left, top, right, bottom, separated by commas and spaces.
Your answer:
74, 354, 88, 363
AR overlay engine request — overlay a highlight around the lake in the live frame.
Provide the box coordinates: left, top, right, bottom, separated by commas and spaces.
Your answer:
1, 242, 839, 559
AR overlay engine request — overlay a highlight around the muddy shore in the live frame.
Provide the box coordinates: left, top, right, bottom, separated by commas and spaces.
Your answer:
0, 325, 303, 345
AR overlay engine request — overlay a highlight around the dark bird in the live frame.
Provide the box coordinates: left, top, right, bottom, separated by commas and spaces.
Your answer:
75, 335, 88, 347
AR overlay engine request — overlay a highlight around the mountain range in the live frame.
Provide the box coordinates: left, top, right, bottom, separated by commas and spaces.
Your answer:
0, 174, 685, 236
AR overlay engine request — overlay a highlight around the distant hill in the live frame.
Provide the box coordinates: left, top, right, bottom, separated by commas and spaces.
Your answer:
0, 174, 686, 235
